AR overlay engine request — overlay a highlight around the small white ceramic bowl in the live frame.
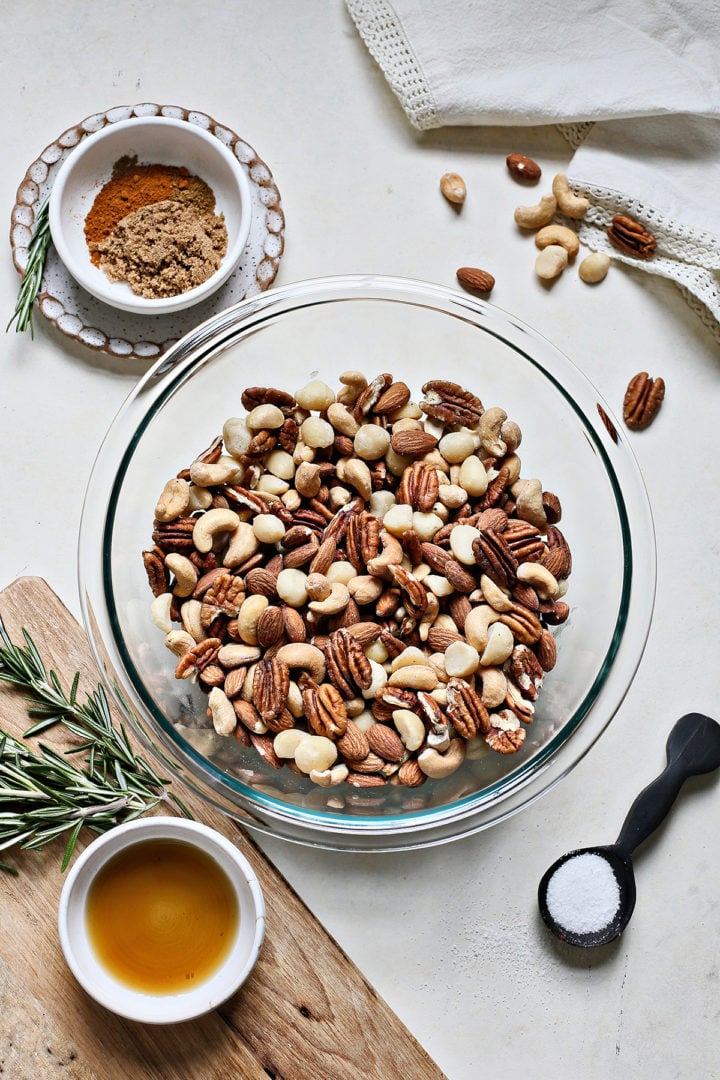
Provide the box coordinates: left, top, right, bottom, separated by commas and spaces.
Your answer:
48, 116, 253, 315
58, 816, 265, 1024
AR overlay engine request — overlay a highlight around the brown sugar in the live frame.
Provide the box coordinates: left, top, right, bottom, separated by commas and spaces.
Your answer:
92, 199, 228, 299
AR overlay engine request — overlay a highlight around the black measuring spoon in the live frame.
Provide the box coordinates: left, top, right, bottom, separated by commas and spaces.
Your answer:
538, 712, 720, 947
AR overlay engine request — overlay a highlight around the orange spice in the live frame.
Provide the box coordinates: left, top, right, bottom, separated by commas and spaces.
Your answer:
84, 157, 217, 265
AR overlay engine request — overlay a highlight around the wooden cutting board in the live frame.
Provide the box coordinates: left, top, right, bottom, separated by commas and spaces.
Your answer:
0, 577, 447, 1080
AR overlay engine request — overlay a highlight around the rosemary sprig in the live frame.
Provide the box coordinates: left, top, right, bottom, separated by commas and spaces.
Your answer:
7, 194, 51, 338
0, 617, 190, 872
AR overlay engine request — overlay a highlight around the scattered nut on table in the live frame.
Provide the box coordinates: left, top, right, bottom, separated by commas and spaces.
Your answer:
440, 171, 467, 205
623, 372, 666, 430
506, 153, 542, 182
579, 252, 610, 284
456, 267, 495, 294
535, 244, 569, 280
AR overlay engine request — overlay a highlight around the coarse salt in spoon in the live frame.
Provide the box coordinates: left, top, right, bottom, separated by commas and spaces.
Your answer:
538, 712, 720, 947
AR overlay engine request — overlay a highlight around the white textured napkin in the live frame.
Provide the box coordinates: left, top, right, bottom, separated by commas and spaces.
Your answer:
347, 0, 720, 338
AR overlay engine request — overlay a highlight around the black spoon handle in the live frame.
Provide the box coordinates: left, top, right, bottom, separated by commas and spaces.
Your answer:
615, 712, 720, 857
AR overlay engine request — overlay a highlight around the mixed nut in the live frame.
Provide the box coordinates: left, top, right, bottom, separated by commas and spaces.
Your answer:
142, 373, 572, 791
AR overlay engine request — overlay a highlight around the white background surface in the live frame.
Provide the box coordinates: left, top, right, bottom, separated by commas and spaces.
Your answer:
2, 4, 719, 1078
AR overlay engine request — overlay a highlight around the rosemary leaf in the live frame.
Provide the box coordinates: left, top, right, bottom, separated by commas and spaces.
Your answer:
7, 195, 51, 339
0, 617, 191, 871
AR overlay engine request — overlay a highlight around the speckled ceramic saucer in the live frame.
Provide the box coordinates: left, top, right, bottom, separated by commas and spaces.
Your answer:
9, 103, 285, 361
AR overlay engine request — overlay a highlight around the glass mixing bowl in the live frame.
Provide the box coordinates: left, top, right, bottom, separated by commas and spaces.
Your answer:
79, 275, 656, 850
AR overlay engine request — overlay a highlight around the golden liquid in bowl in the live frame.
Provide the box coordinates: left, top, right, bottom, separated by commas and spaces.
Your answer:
85, 838, 239, 994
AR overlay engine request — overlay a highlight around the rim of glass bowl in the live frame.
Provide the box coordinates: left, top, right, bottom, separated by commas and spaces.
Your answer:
79, 274, 656, 851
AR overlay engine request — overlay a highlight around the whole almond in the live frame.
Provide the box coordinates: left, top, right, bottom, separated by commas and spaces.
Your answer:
257, 605, 285, 648
337, 720, 370, 762
374, 381, 411, 414
506, 153, 542, 182
390, 428, 439, 457
367, 723, 405, 763
456, 267, 495, 295
440, 171, 467, 205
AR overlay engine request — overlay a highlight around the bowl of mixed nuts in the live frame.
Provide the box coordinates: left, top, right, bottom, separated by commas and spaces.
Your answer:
79, 275, 656, 850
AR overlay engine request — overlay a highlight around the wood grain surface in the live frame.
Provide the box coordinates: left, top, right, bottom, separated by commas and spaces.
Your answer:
0, 577, 447, 1080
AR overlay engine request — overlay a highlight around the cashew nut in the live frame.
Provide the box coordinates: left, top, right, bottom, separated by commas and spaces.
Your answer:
224, 521, 260, 568
552, 173, 590, 219
418, 737, 466, 779
366, 530, 404, 577
348, 575, 384, 606
464, 604, 501, 652
535, 224, 580, 257
500, 420, 522, 454
308, 581, 351, 616
514, 194, 557, 229
479, 622, 515, 666
477, 406, 508, 456
164, 628, 196, 656
217, 644, 262, 667
513, 478, 548, 530
342, 457, 373, 501
516, 561, 559, 600
418, 590, 440, 641
190, 456, 244, 488
180, 599, 206, 642
476, 666, 508, 708
275, 643, 327, 683
393, 709, 426, 752
388, 665, 438, 691
535, 244, 568, 281
192, 508, 241, 554
361, 659, 389, 700
480, 574, 513, 612
237, 594, 269, 644
310, 764, 350, 787
150, 592, 173, 632
165, 553, 198, 598
208, 687, 236, 736
155, 477, 191, 522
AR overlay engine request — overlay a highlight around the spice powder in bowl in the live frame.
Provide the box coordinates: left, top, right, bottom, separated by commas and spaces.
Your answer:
48, 115, 253, 315
84, 158, 228, 300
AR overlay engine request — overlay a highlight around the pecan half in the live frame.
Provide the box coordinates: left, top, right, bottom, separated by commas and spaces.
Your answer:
446, 678, 490, 739
175, 638, 221, 679
253, 656, 291, 723
420, 380, 484, 426
142, 549, 170, 597
507, 644, 545, 702
486, 725, 526, 754
623, 372, 665, 430
498, 602, 543, 645
241, 386, 297, 412
607, 215, 656, 259
151, 516, 196, 554
324, 628, 373, 698
472, 529, 518, 589
541, 526, 572, 580
389, 565, 429, 619
396, 461, 439, 512
200, 573, 245, 628
302, 681, 348, 739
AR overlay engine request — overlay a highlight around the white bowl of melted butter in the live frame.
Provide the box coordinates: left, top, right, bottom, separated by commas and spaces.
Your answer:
58, 816, 265, 1023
